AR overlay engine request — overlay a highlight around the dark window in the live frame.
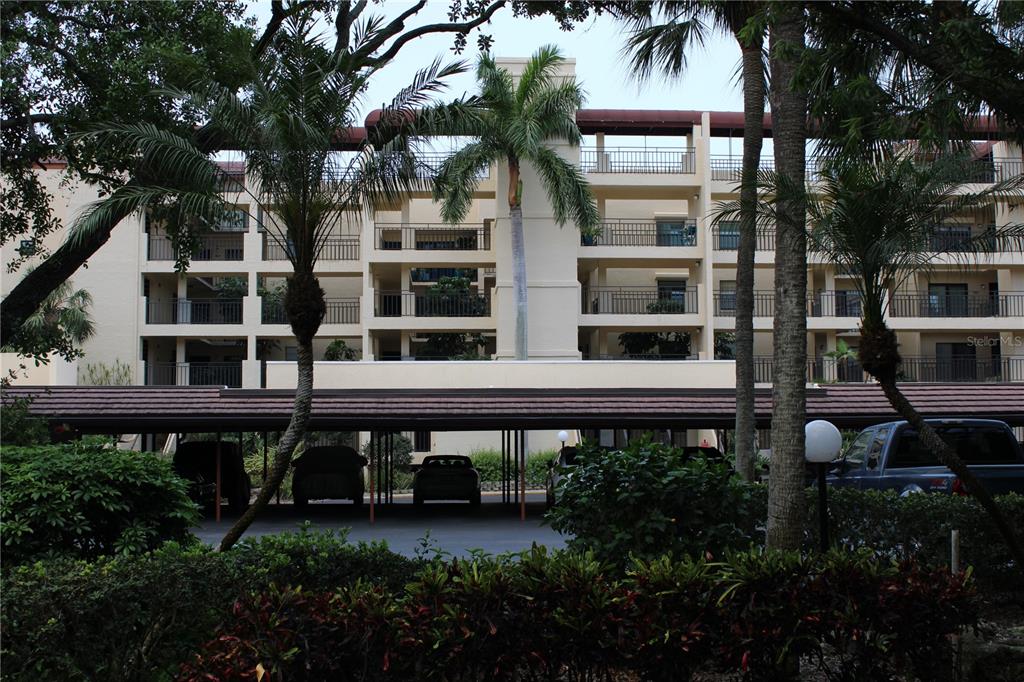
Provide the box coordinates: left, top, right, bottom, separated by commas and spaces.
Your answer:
718, 222, 740, 249
655, 220, 695, 246
414, 431, 431, 452
844, 430, 873, 466
889, 425, 1020, 467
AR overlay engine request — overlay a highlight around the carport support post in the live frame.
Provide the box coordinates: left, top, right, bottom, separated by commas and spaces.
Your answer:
215, 432, 222, 523
519, 429, 526, 522
369, 431, 375, 524
262, 432, 268, 484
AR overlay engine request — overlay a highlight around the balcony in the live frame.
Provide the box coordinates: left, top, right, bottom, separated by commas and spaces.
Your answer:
709, 155, 1020, 184
145, 298, 243, 325
580, 147, 696, 174
713, 290, 776, 317
751, 355, 1024, 384
374, 290, 491, 317
808, 291, 863, 317
581, 286, 699, 315
889, 292, 1024, 318
261, 298, 360, 325
262, 236, 360, 261
585, 353, 699, 361
145, 361, 242, 387
147, 234, 244, 261
375, 223, 491, 251
581, 219, 697, 247
413, 152, 490, 179
711, 226, 776, 251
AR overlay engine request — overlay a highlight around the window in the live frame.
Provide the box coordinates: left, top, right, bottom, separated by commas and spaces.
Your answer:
718, 221, 740, 249
889, 425, 1020, 467
843, 430, 873, 466
930, 224, 971, 251
285, 346, 297, 361
866, 426, 890, 468
656, 279, 690, 313
719, 280, 737, 312
655, 220, 695, 246
414, 431, 431, 452
935, 342, 977, 381
928, 283, 968, 316
835, 290, 862, 317
216, 209, 248, 232
17, 239, 36, 256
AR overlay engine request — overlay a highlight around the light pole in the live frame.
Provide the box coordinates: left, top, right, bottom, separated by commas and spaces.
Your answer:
805, 420, 843, 552
557, 430, 569, 449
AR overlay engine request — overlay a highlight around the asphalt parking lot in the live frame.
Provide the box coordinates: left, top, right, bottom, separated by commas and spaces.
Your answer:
194, 492, 567, 557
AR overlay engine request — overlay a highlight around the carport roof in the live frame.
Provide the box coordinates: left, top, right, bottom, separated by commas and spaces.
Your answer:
4, 383, 1023, 432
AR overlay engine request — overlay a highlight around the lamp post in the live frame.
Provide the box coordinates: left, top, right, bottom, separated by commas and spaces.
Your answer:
557, 430, 569, 448
805, 420, 843, 552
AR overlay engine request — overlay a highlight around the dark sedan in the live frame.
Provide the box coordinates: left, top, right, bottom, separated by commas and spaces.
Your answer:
413, 455, 481, 506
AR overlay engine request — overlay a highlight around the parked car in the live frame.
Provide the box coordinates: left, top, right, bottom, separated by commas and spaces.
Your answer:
413, 455, 481, 506
829, 418, 1024, 495
173, 440, 251, 511
546, 446, 579, 508
291, 446, 367, 507
682, 445, 724, 462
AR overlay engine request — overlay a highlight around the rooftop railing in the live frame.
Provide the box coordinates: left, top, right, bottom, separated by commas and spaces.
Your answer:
145, 298, 243, 325
580, 147, 696, 174
582, 219, 697, 247
709, 155, 1021, 184
375, 223, 491, 251
581, 286, 699, 315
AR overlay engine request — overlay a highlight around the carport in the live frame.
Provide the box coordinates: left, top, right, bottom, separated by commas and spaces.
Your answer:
7, 382, 1024, 521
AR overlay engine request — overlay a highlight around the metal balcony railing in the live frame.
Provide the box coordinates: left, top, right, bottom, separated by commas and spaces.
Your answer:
586, 354, 698, 361
261, 298, 360, 324
147, 234, 244, 261
889, 292, 1024, 317
410, 268, 479, 283
262, 236, 360, 261
145, 298, 243, 325
375, 223, 491, 251
580, 147, 696, 174
582, 220, 697, 247
374, 290, 491, 317
752, 355, 1024, 384
807, 291, 863, 317
711, 226, 776, 251
709, 155, 1021, 184
581, 286, 699, 315
713, 291, 776, 317
146, 361, 242, 387
412, 152, 491, 179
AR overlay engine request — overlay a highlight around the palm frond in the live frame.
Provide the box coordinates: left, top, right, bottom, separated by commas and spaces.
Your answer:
530, 146, 599, 229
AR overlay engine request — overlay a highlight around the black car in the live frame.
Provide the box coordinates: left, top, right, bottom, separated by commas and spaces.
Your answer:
413, 455, 481, 506
173, 440, 251, 511
291, 446, 367, 506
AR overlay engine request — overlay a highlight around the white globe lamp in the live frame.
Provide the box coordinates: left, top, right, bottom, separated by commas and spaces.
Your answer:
805, 419, 843, 552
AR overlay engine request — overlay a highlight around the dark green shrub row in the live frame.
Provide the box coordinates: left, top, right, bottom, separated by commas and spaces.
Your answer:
470, 449, 555, 486
0, 528, 422, 682
0, 439, 199, 563
179, 548, 976, 682
548, 439, 1024, 588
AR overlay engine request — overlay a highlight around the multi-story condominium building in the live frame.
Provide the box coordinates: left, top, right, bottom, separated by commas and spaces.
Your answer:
3, 58, 1023, 453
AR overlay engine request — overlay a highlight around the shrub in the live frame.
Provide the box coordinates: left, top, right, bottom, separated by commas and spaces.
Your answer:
469, 448, 501, 481
0, 439, 199, 563
0, 395, 49, 446
0, 529, 421, 682
546, 438, 763, 563
179, 548, 976, 682
360, 433, 413, 470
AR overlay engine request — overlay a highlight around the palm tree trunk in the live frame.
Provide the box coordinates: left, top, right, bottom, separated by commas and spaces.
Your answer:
734, 40, 766, 482
508, 157, 528, 361
218, 340, 314, 550
765, 4, 809, 551
876, 377, 1024, 571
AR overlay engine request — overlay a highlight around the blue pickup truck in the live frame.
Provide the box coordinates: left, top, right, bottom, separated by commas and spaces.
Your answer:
828, 419, 1024, 495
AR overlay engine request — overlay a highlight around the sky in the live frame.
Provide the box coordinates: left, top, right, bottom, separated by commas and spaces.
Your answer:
248, 1, 753, 153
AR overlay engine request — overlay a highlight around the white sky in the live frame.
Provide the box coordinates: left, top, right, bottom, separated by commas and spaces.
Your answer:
248, 1, 756, 154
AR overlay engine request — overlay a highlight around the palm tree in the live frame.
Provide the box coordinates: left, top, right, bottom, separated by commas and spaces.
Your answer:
432, 46, 599, 360
71, 13, 475, 549
725, 150, 1024, 565
3, 275, 95, 360
616, 0, 766, 481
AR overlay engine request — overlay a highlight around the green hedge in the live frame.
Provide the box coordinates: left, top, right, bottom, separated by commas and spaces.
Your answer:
0, 439, 199, 564
0, 528, 422, 682
470, 449, 556, 486
179, 548, 976, 682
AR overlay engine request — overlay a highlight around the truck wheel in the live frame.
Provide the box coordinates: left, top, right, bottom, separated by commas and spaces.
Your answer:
470, 491, 481, 507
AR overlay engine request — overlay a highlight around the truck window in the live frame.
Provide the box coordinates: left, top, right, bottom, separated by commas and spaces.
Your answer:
844, 430, 873, 466
866, 426, 890, 467
890, 425, 1019, 468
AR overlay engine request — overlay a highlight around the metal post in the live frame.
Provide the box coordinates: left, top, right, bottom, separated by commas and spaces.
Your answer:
262, 431, 268, 484
951, 529, 961, 573
369, 431, 375, 524
275, 432, 281, 506
520, 430, 526, 522
513, 430, 519, 506
215, 432, 223, 523
501, 430, 507, 503
817, 462, 829, 552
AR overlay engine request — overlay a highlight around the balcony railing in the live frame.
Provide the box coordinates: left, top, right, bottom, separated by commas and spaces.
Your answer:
709, 155, 1021, 184
581, 286, 699, 315
808, 291, 863, 317
262, 236, 360, 261
586, 354, 699, 361
752, 355, 1024, 384
711, 226, 776, 251
580, 147, 696, 174
147, 234, 244, 261
145, 298, 243, 325
374, 290, 491, 317
713, 291, 776, 317
413, 152, 490, 179
582, 220, 697, 247
375, 223, 491, 251
261, 298, 359, 324
146, 361, 242, 387
889, 292, 1024, 317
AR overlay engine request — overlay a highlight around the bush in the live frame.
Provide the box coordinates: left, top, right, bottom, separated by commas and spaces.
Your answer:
546, 438, 762, 563
0, 528, 422, 682
0, 395, 49, 446
470, 448, 556, 486
360, 433, 413, 470
179, 548, 976, 682
0, 439, 199, 563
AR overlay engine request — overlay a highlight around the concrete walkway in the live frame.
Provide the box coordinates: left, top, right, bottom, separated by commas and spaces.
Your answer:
195, 493, 567, 558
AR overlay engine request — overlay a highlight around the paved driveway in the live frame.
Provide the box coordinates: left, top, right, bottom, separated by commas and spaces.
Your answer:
195, 493, 567, 558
